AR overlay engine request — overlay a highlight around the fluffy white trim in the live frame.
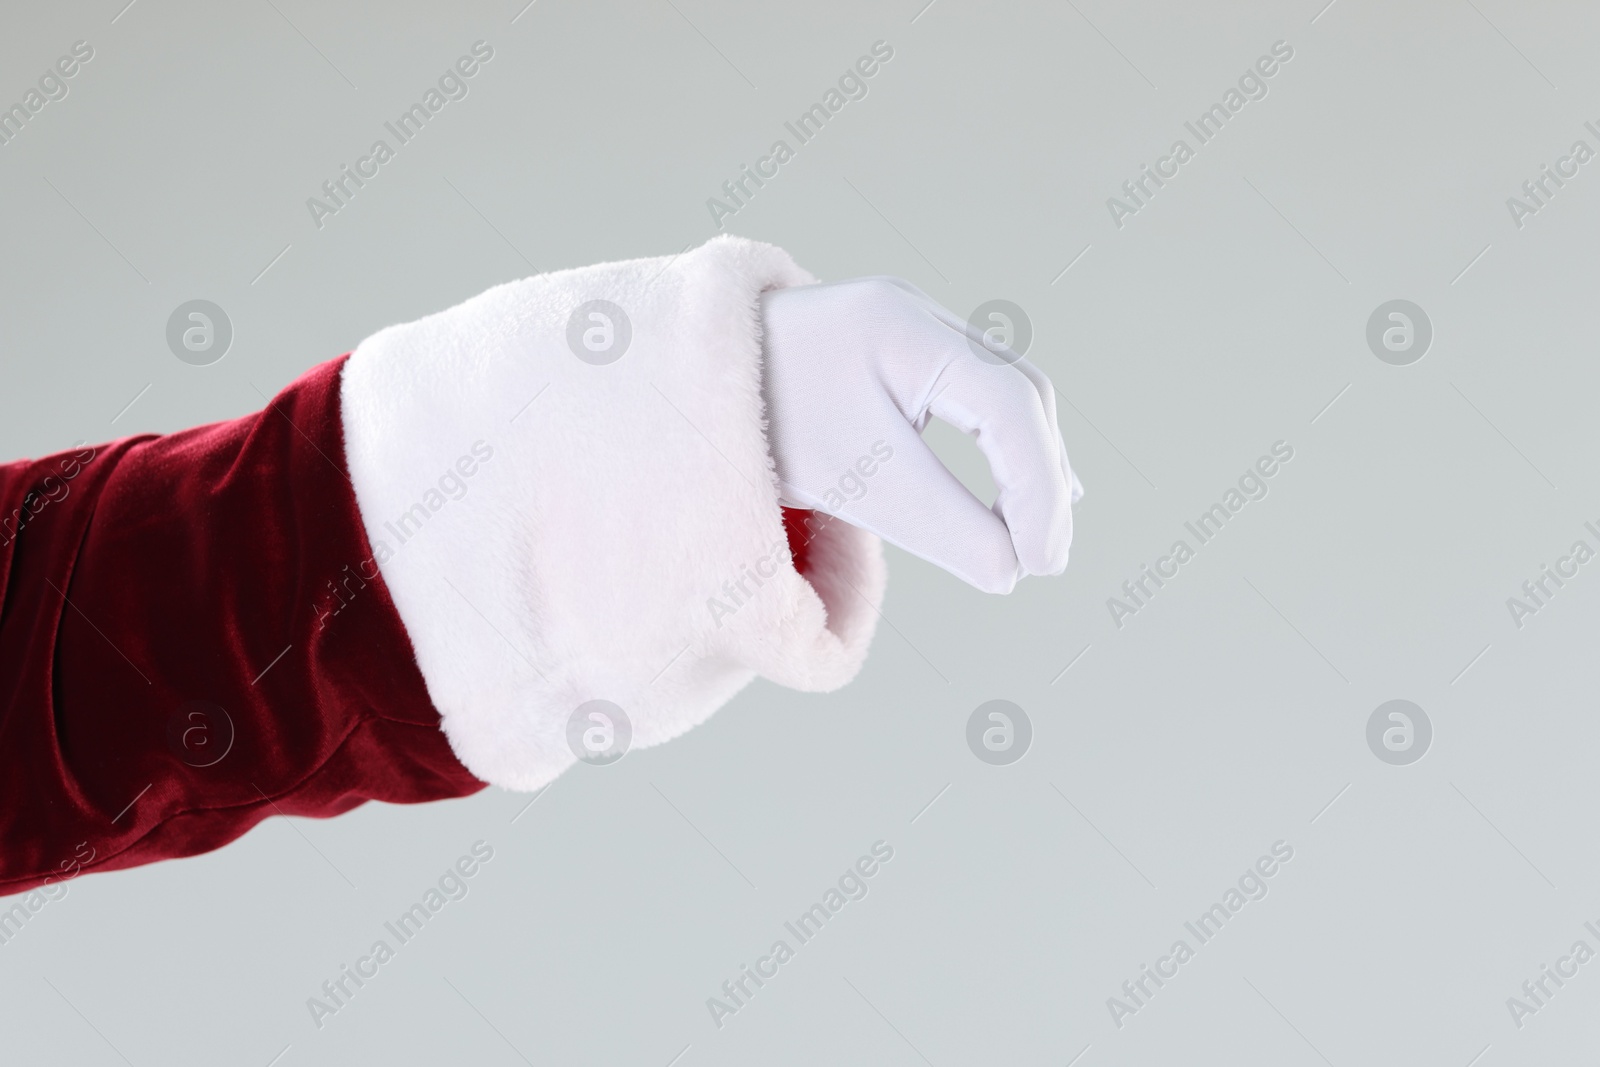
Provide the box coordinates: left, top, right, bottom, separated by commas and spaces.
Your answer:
340, 236, 885, 790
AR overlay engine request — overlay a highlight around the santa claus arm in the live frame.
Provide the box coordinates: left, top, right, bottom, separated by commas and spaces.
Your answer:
0, 235, 1079, 895
0, 358, 485, 896
0, 237, 885, 894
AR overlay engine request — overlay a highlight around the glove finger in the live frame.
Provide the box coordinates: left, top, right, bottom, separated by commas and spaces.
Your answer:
867, 278, 1080, 573
921, 354, 1075, 576
867, 277, 1082, 511
827, 418, 1024, 594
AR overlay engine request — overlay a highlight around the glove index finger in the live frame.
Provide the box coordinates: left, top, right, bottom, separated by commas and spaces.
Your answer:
839, 419, 1023, 594
922, 356, 1075, 577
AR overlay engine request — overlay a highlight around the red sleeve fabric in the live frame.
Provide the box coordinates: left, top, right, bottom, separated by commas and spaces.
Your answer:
0, 356, 485, 896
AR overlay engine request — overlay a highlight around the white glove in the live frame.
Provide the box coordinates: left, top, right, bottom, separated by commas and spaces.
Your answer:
760, 277, 1083, 594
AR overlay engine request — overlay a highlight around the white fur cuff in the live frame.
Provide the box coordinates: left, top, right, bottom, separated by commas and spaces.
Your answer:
339, 236, 885, 790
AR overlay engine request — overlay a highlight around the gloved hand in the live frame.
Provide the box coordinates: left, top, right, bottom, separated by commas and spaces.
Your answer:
760, 277, 1083, 594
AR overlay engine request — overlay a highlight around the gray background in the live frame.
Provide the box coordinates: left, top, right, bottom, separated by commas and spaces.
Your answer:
1, 0, 1596, 1064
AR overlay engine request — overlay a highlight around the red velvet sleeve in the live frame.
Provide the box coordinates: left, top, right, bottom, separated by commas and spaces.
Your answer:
0, 356, 486, 895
